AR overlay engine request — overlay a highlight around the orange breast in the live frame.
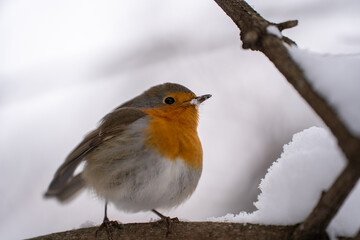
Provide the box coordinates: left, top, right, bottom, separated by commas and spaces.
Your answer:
141, 105, 203, 170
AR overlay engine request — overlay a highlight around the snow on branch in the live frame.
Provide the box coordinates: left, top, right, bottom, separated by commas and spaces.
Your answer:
28, 2, 359, 240
213, 0, 360, 239
214, 127, 360, 238
289, 49, 360, 137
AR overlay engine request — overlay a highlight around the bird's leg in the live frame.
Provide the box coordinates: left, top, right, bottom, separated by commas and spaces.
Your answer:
95, 201, 122, 240
152, 209, 179, 237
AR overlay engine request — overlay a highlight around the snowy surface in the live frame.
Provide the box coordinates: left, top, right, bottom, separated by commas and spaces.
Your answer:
266, 25, 282, 38
0, 0, 359, 239
213, 127, 360, 238
289, 47, 360, 136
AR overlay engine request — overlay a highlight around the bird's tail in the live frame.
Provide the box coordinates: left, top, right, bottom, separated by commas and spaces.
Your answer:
44, 173, 85, 202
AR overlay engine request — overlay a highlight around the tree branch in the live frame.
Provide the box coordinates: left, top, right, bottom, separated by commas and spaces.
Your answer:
27, 222, 356, 240
213, 0, 360, 239
29, 2, 359, 240
293, 163, 360, 240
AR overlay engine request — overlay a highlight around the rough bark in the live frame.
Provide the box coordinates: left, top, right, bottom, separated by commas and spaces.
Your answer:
212, 0, 360, 239
27, 222, 355, 240
213, 0, 360, 163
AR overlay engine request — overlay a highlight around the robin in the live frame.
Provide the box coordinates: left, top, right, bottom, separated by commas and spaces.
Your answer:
44, 82, 211, 237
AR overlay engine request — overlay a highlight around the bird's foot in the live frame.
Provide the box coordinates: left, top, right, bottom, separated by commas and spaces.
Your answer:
152, 209, 179, 237
95, 217, 122, 240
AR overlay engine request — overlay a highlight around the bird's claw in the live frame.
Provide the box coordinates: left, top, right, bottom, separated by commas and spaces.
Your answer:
156, 216, 179, 237
95, 217, 122, 240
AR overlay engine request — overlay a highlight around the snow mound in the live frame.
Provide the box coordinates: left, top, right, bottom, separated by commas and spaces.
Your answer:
289, 47, 360, 137
212, 127, 360, 238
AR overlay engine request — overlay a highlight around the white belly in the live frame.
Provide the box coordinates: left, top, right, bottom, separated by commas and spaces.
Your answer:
82, 119, 202, 212
107, 156, 200, 212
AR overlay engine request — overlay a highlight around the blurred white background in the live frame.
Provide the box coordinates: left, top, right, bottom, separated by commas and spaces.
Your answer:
0, 0, 359, 239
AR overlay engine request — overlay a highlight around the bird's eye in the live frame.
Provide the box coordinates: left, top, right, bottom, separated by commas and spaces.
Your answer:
164, 97, 175, 105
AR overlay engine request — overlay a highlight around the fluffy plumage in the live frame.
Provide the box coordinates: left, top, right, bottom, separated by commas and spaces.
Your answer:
45, 83, 208, 212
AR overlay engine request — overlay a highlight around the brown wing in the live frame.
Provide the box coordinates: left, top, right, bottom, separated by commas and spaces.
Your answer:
44, 107, 147, 202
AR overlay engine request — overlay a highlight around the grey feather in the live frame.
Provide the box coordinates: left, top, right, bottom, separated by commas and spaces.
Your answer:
44, 108, 146, 201
118, 82, 194, 109
45, 174, 85, 202
45, 82, 195, 202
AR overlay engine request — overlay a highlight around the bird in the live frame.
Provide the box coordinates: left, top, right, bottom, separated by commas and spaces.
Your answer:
44, 82, 211, 237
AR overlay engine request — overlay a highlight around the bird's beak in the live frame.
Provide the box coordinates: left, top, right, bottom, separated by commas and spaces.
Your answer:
190, 94, 212, 105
